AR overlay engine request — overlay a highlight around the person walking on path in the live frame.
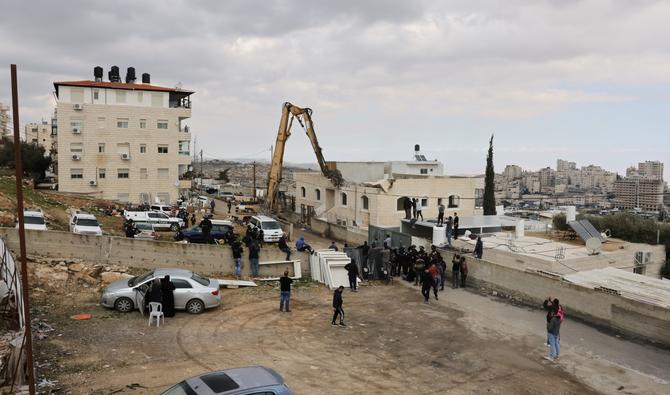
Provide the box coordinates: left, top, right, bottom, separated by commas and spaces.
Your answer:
403, 197, 412, 219
278, 235, 292, 261
160, 275, 176, 317
453, 213, 459, 239
209, 199, 216, 214
232, 241, 243, 278
445, 216, 454, 246
331, 286, 346, 326
249, 241, 260, 277
437, 202, 445, 226
200, 215, 213, 244
459, 256, 468, 288
545, 306, 562, 361
451, 254, 461, 289
344, 260, 359, 292
428, 262, 440, 300
279, 270, 293, 312
474, 236, 483, 259
416, 198, 424, 221
421, 268, 434, 304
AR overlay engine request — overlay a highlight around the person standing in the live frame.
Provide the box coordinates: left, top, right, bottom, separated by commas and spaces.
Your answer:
453, 213, 459, 239
279, 270, 293, 312
232, 241, 243, 278
546, 307, 562, 361
438, 256, 447, 291
474, 236, 483, 259
451, 254, 461, 289
200, 215, 213, 244
124, 218, 139, 238
414, 258, 425, 286
360, 241, 370, 267
249, 241, 260, 277
459, 256, 468, 288
227, 200, 232, 214
411, 198, 417, 219
160, 275, 176, 317
344, 260, 359, 292
146, 278, 163, 311
383, 234, 392, 249
190, 212, 196, 227
257, 229, 265, 248
428, 262, 440, 300
421, 268, 434, 304
437, 202, 445, 226
278, 235, 292, 261
403, 197, 412, 219
445, 216, 454, 247
209, 199, 216, 214
331, 286, 346, 326
416, 198, 424, 221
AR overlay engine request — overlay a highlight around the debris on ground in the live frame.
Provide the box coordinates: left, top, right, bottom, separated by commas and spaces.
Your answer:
26, 256, 132, 292
31, 319, 54, 340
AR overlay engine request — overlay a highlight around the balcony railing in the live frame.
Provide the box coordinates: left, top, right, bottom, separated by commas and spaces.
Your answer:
179, 173, 193, 180
178, 151, 190, 156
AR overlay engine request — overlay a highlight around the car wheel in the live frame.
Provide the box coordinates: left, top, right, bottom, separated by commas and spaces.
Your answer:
185, 299, 205, 314
114, 297, 134, 313
170, 223, 179, 232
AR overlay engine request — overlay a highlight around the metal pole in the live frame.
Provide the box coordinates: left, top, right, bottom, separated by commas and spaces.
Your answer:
11, 64, 36, 395
252, 161, 257, 199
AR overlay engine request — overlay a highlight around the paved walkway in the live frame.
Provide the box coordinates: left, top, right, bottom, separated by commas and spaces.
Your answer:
398, 279, 670, 394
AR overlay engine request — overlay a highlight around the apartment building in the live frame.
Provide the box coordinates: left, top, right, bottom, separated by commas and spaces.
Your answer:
614, 178, 664, 212
0, 102, 9, 136
54, 66, 193, 204
24, 121, 55, 151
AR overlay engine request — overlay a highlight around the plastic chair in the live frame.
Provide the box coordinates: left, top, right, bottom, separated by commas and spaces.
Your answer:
148, 302, 164, 327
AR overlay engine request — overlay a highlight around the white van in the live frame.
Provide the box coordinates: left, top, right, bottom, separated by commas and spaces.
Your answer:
249, 215, 283, 243
18, 208, 48, 231
123, 210, 184, 231
218, 191, 235, 201
69, 212, 103, 236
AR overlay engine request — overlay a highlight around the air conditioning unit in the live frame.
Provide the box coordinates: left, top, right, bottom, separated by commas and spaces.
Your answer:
72, 127, 81, 134
89, 180, 97, 186
121, 153, 130, 160
73, 104, 83, 110
72, 154, 81, 161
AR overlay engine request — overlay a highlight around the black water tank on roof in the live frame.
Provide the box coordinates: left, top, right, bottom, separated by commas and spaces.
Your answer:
414, 144, 420, 152
110, 65, 121, 82
125, 67, 136, 83
142, 73, 150, 84
94, 66, 103, 81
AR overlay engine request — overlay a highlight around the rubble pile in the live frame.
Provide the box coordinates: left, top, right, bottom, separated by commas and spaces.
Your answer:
27, 257, 132, 292
0, 331, 25, 393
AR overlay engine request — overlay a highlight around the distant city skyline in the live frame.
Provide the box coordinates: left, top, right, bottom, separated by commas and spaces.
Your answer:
1, 1, 669, 175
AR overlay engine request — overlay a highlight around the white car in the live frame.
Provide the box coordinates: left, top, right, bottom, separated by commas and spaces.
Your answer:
18, 209, 48, 231
123, 210, 184, 231
249, 215, 283, 243
69, 212, 103, 236
218, 191, 235, 201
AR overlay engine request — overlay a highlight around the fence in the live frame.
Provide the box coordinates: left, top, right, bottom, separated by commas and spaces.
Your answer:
0, 237, 23, 329
368, 225, 411, 248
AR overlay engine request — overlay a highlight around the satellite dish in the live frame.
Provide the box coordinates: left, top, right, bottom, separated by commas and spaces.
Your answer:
586, 237, 602, 255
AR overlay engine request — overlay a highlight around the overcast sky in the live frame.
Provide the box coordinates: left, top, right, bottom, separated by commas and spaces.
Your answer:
1, 0, 669, 175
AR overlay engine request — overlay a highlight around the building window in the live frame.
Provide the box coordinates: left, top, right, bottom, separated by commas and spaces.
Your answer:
70, 143, 83, 153
178, 141, 190, 155
139, 193, 150, 204
315, 189, 321, 201
421, 198, 428, 208
116, 91, 126, 103
99, 168, 106, 179
474, 188, 484, 209
341, 192, 348, 206
397, 196, 410, 211
140, 168, 148, 180
156, 192, 170, 204
98, 143, 105, 153
157, 120, 168, 129
300, 186, 306, 198
97, 117, 105, 129
139, 119, 147, 129
117, 168, 129, 179
117, 118, 129, 128
93, 90, 99, 100
420, 168, 428, 174
70, 168, 83, 179
70, 119, 83, 130
137, 92, 143, 102
361, 195, 369, 210
157, 168, 169, 180
158, 145, 168, 154
448, 195, 460, 208
117, 193, 130, 202
140, 144, 147, 153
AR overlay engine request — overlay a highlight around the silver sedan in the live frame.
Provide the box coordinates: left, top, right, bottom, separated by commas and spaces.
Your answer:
101, 268, 221, 314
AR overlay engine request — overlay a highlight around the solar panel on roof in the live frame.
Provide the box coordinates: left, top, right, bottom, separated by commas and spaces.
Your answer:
579, 219, 605, 241
568, 220, 592, 243
415, 154, 427, 161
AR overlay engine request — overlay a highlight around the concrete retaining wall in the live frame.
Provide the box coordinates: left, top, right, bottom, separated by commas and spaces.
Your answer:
438, 248, 670, 347
0, 228, 310, 278
308, 218, 367, 245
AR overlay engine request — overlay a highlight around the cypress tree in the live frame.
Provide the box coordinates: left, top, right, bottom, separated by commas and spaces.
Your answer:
483, 134, 497, 215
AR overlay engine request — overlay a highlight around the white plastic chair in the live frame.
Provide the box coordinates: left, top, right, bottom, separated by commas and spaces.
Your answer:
148, 302, 164, 327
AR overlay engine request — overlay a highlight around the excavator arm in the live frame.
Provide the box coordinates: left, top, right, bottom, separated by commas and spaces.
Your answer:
266, 102, 342, 212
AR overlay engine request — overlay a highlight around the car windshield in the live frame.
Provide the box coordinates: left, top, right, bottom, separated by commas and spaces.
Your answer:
161, 382, 197, 395
129, 270, 154, 287
262, 221, 281, 230
24, 216, 45, 225
191, 273, 210, 286
76, 218, 99, 227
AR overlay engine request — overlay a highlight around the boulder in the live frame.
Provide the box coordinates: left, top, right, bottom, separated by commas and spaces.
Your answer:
68, 263, 85, 272
100, 272, 131, 285
33, 265, 69, 288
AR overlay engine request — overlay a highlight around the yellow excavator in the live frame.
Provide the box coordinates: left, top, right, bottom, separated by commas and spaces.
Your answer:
266, 102, 342, 212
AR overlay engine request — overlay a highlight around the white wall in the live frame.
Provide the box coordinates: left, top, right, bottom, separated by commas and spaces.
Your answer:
59, 86, 168, 108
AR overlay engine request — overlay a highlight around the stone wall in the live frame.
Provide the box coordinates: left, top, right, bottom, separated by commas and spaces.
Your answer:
308, 218, 367, 246
0, 228, 309, 278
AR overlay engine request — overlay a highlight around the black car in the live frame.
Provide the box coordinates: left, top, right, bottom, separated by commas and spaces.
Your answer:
175, 220, 234, 243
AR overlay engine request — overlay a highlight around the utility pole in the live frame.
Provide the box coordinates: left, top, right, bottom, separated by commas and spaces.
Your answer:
11, 64, 37, 395
253, 161, 257, 199
200, 149, 204, 195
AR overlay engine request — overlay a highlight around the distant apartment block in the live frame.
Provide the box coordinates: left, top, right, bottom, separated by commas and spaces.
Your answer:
0, 102, 10, 136
614, 178, 664, 212
54, 66, 193, 204
25, 121, 55, 151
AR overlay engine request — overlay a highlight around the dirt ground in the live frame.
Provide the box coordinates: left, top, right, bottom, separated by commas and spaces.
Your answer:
32, 281, 598, 395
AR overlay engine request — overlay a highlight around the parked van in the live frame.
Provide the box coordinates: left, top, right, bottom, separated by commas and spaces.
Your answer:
249, 215, 283, 243
123, 210, 184, 231
69, 212, 103, 236
18, 208, 48, 231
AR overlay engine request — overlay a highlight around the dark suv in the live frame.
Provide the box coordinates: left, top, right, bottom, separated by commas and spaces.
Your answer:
175, 220, 234, 243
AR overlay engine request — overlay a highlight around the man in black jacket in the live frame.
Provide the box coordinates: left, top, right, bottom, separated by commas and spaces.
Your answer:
546, 308, 562, 361
279, 270, 293, 312
331, 286, 345, 326
232, 241, 243, 278
278, 235, 291, 261
200, 215, 213, 244
344, 260, 359, 292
